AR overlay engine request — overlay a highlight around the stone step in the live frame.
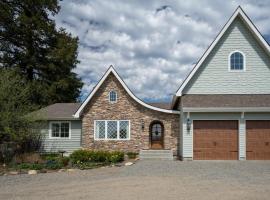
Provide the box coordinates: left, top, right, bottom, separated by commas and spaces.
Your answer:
139, 149, 174, 160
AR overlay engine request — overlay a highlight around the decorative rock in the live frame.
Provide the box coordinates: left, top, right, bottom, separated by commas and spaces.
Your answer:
67, 169, 75, 172
125, 162, 133, 166
58, 169, 66, 172
9, 171, 18, 175
28, 170, 37, 175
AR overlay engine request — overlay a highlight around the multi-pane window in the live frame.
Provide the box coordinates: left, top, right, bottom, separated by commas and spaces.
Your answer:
109, 91, 117, 102
95, 120, 130, 140
50, 122, 70, 138
230, 51, 244, 70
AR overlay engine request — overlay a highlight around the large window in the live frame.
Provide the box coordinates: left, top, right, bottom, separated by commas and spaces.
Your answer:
95, 120, 130, 140
50, 122, 70, 138
229, 51, 245, 71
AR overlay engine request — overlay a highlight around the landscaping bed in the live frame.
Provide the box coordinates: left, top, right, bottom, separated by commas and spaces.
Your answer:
0, 150, 138, 176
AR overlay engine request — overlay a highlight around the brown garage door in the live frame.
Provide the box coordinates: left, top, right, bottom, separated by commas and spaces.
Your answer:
246, 120, 270, 160
193, 120, 238, 160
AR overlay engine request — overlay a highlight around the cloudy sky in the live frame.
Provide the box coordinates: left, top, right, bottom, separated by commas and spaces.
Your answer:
54, 0, 270, 102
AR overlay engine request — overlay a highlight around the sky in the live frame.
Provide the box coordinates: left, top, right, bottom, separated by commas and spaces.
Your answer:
54, 0, 270, 102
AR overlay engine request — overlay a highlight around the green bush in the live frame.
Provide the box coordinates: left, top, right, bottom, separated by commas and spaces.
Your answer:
70, 149, 91, 163
109, 151, 124, 163
126, 152, 138, 159
41, 153, 60, 161
73, 162, 107, 170
60, 157, 70, 167
17, 163, 43, 170
70, 150, 124, 165
45, 159, 63, 170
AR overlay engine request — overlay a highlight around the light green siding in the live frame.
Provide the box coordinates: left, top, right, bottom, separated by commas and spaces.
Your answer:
181, 112, 270, 160
41, 120, 82, 154
183, 17, 270, 94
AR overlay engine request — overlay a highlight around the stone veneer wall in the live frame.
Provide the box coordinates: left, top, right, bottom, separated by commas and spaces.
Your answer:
81, 73, 180, 155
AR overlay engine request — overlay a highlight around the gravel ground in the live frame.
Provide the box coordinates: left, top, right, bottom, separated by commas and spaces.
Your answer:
0, 160, 270, 200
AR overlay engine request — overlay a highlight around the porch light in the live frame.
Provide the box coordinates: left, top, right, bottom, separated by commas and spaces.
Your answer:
141, 119, 145, 130
187, 118, 191, 131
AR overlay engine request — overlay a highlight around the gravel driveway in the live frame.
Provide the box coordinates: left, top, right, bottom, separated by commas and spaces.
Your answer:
0, 160, 270, 200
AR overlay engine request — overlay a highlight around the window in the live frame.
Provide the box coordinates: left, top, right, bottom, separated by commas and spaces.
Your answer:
109, 91, 117, 102
95, 120, 130, 140
229, 51, 245, 71
50, 122, 70, 138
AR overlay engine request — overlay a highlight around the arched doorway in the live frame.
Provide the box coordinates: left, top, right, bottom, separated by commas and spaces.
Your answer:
150, 121, 164, 149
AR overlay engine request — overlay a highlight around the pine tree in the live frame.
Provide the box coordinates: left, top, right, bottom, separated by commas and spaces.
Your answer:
0, 0, 83, 106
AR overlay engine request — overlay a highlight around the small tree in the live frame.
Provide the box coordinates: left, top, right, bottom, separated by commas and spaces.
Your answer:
0, 69, 42, 163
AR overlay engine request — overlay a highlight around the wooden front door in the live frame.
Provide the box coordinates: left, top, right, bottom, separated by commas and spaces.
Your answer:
246, 120, 270, 160
193, 120, 238, 160
150, 122, 164, 149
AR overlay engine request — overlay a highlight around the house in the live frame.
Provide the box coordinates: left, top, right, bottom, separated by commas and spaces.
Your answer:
37, 7, 270, 160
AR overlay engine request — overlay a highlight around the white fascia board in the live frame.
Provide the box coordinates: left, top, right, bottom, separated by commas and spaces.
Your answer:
74, 66, 180, 118
175, 6, 270, 97
182, 107, 270, 113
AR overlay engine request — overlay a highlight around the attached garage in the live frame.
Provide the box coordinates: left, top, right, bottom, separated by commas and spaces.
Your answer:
193, 120, 238, 160
246, 120, 270, 160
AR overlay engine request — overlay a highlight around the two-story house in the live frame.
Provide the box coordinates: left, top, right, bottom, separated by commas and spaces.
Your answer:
36, 7, 270, 160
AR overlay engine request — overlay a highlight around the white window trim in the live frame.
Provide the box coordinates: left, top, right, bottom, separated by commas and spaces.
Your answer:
49, 121, 71, 139
228, 50, 246, 72
108, 90, 117, 103
94, 120, 130, 141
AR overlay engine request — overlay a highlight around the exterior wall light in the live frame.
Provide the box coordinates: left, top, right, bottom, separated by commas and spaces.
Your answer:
187, 118, 191, 131
141, 119, 145, 131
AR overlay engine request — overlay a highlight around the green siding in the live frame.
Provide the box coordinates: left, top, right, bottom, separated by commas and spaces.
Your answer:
183, 17, 270, 94
41, 120, 82, 154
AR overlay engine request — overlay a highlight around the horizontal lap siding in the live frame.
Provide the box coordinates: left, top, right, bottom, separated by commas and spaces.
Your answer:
41, 120, 82, 154
183, 17, 270, 95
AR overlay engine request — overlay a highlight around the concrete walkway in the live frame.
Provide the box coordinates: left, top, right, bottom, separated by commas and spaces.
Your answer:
0, 160, 270, 200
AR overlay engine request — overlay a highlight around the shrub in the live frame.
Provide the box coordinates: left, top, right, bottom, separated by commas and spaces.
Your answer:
41, 153, 60, 161
60, 157, 70, 167
45, 159, 63, 170
17, 163, 43, 170
70, 149, 91, 164
73, 162, 106, 170
109, 151, 124, 163
126, 152, 138, 159
70, 150, 124, 165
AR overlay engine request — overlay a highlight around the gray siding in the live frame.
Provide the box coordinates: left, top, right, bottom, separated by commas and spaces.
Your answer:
181, 112, 270, 160
183, 17, 270, 94
41, 120, 82, 154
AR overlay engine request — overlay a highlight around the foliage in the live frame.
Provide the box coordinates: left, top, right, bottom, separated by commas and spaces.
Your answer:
109, 151, 124, 163
45, 159, 63, 170
59, 156, 70, 167
73, 162, 107, 170
70, 150, 124, 165
17, 163, 43, 170
126, 152, 138, 159
40, 153, 60, 161
0, 0, 83, 106
0, 69, 43, 163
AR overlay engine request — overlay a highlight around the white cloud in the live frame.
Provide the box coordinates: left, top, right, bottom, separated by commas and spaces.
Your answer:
54, 0, 270, 102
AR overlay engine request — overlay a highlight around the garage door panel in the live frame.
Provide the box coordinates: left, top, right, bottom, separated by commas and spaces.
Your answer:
193, 120, 238, 160
246, 120, 270, 160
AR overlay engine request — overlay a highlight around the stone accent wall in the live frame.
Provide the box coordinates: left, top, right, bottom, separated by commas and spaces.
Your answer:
81, 73, 180, 155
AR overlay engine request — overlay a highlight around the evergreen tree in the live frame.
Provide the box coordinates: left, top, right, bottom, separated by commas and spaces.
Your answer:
0, 0, 83, 106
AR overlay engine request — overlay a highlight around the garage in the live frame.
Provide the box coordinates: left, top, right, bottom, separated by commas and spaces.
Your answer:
246, 120, 270, 160
193, 120, 238, 160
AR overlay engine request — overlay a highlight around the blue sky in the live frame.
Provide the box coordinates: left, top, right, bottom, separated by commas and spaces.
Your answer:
54, 0, 270, 102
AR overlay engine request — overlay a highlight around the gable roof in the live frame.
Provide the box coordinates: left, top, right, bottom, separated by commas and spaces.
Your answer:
74, 66, 179, 118
33, 103, 81, 120
175, 6, 270, 97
